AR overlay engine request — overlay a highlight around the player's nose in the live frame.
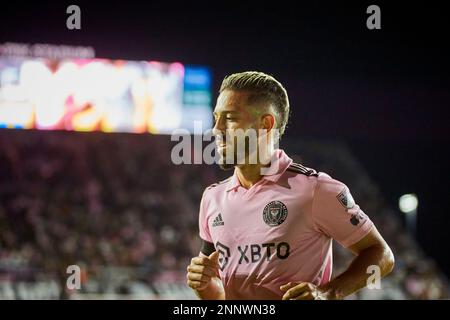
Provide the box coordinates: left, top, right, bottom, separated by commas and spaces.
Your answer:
212, 126, 226, 143
212, 115, 227, 133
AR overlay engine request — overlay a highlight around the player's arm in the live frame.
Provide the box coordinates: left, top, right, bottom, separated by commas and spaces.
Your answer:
189, 190, 226, 299
281, 226, 394, 300
187, 241, 226, 300
281, 178, 395, 300
320, 225, 394, 299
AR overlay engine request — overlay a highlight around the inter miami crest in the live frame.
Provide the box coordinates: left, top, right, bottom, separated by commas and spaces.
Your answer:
263, 201, 288, 226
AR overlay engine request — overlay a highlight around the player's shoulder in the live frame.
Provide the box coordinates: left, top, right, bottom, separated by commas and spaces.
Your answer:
286, 162, 320, 177
202, 176, 233, 196
315, 170, 348, 197
286, 162, 345, 192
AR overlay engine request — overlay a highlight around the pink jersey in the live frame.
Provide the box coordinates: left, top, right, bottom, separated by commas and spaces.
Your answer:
198, 149, 374, 300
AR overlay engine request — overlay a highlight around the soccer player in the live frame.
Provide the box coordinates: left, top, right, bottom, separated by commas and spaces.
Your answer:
186, 71, 395, 300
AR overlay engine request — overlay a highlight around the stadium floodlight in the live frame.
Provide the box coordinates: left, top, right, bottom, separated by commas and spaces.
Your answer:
399, 194, 418, 214
399, 194, 418, 237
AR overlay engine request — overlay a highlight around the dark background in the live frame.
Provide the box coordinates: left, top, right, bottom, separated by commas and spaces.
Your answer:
1, 1, 449, 276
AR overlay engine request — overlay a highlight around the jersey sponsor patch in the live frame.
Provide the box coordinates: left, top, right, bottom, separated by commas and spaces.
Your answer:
336, 187, 355, 209
214, 241, 291, 270
263, 201, 288, 226
216, 241, 230, 271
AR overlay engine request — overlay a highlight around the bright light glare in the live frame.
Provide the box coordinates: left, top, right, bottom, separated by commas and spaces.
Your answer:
399, 194, 418, 213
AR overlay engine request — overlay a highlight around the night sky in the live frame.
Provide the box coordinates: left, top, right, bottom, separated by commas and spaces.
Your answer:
1, 1, 450, 275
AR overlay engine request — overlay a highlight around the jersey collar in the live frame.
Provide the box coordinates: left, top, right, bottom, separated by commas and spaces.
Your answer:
225, 149, 293, 192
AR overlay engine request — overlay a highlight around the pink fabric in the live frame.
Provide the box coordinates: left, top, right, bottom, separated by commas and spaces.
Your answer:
199, 149, 374, 299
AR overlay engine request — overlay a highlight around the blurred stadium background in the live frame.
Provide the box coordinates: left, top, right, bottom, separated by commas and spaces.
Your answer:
1, 1, 449, 300
0, 56, 449, 300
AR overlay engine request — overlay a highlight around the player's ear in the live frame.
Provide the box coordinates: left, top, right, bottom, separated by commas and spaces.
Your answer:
261, 113, 276, 132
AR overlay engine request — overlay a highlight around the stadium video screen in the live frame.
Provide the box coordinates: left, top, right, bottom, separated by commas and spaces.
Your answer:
0, 57, 212, 133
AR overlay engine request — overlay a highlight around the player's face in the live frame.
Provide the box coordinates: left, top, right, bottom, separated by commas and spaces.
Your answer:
213, 90, 262, 170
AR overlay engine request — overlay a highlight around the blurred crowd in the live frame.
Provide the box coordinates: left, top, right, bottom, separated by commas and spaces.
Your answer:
0, 130, 448, 299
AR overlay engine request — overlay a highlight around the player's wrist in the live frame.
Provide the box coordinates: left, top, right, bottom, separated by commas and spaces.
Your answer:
319, 284, 342, 300
195, 279, 224, 300
194, 279, 211, 292
195, 277, 218, 292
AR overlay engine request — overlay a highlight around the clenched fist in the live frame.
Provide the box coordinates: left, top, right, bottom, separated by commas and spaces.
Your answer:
187, 251, 220, 291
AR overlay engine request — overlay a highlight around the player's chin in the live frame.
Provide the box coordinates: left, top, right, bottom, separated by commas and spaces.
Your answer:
217, 151, 236, 171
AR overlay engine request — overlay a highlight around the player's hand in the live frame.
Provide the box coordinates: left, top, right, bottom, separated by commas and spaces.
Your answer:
280, 282, 333, 300
187, 251, 220, 291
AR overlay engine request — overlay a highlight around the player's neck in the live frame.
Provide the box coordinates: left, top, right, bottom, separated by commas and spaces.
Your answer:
235, 147, 275, 189
235, 164, 264, 189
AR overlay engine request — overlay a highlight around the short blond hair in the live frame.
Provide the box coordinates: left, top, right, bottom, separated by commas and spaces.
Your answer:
220, 71, 290, 135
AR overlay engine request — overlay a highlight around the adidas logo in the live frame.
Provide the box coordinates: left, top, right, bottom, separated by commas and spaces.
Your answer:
212, 213, 224, 227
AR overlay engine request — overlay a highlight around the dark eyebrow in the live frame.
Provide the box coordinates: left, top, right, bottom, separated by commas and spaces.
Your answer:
213, 111, 240, 117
